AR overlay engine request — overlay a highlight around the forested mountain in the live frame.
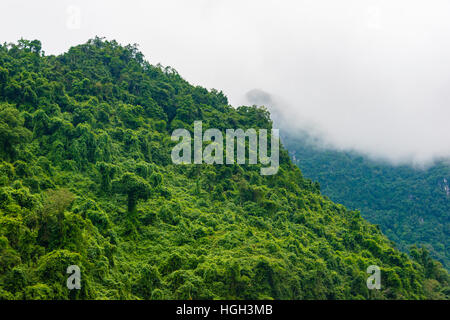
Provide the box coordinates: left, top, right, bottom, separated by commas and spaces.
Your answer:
0, 38, 448, 300
282, 132, 450, 271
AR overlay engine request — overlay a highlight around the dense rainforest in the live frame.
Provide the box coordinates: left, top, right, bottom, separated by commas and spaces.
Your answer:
0, 38, 448, 300
281, 132, 450, 271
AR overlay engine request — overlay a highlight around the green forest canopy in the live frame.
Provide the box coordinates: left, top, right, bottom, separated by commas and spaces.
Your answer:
282, 132, 450, 271
0, 38, 448, 300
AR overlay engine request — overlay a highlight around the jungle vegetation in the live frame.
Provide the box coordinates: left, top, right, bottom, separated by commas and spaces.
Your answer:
282, 132, 450, 271
0, 38, 448, 299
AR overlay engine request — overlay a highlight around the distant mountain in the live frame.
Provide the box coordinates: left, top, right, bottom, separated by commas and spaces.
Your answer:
281, 131, 450, 270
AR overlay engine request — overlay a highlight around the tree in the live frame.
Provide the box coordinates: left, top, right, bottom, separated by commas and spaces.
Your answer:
37, 189, 76, 249
0, 67, 8, 91
17, 39, 42, 54
112, 172, 152, 214
0, 104, 32, 159
97, 162, 117, 193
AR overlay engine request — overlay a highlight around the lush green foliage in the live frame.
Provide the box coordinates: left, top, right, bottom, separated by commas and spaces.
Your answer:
0, 38, 448, 300
283, 133, 450, 271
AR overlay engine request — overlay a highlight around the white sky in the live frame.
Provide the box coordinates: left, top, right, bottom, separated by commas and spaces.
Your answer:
1, 0, 450, 165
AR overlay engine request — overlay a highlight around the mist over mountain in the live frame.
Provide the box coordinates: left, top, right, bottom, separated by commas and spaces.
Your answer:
247, 89, 450, 270
3, 0, 450, 166
246, 87, 450, 168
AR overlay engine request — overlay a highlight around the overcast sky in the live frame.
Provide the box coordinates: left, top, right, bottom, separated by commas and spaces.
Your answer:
1, 0, 450, 166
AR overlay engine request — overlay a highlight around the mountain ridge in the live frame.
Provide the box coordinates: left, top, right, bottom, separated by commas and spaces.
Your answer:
0, 38, 448, 300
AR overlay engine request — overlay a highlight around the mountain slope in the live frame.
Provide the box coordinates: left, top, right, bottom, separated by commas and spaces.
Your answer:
281, 132, 450, 271
0, 38, 448, 300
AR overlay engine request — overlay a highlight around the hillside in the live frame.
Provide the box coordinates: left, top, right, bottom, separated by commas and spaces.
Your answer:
0, 38, 448, 300
281, 132, 450, 270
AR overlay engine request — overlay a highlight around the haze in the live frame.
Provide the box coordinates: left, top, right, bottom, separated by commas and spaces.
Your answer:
1, 0, 450, 166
